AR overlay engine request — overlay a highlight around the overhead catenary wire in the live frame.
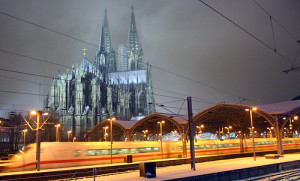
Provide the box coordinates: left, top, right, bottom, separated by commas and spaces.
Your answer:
0, 45, 248, 104
252, 0, 300, 73
0, 48, 225, 105
0, 9, 250, 103
199, 0, 293, 64
0, 6, 262, 116
252, 0, 300, 43
158, 99, 186, 104
269, 16, 276, 52
153, 87, 217, 104
148, 62, 248, 101
0, 11, 98, 48
0, 49, 71, 68
0, 74, 51, 86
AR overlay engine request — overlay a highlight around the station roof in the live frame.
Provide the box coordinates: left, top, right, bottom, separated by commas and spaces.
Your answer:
257, 100, 300, 115
114, 120, 137, 129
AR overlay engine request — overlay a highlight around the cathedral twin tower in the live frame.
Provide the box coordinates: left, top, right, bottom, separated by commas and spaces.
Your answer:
46, 7, 155, 140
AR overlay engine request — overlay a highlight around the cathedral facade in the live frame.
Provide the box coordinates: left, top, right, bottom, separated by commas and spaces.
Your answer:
46, 7, 155, 140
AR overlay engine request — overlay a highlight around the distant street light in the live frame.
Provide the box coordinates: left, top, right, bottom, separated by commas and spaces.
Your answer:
55, 124, 61, 142
67, 130, 72, 142
157, 120, 165, 160
196, 124, 204, 134
224, 126, 232, 134
73, 137, 76, 142
246, 107, 257, 161
23, 129, 28, 146
110, 117, 116, 164
142, 130, 149, 141
103, 126, 109, 141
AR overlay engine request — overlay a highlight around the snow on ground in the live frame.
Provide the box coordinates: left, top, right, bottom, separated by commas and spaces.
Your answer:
82, 153, 300, 181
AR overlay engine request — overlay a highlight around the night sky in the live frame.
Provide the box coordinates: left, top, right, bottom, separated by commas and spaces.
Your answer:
0, 0, 299, 118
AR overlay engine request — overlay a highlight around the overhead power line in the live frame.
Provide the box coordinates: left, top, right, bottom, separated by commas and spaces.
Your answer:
153, 87, 216, 104
0, 49, 70, 68
0, 74, 51, 86
252, 0, 299, 43
0, 68, 53, 79
0, 11, 98, 48
0, 90, 48, 97
252, 0, 300, 73
149, 62, 248, 101
1, 9, 249, 102
198, 0, 293, 64
0, 9, 251, 104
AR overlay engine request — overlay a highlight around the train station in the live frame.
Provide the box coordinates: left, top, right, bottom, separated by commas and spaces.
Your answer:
87, 99, 300, 156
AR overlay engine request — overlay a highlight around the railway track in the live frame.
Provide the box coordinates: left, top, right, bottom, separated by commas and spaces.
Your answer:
0, 163, 140, 181
1, 149, 300, 181
241, 168, 300, 181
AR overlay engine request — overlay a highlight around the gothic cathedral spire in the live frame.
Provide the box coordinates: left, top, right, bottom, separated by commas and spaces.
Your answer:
127, 6, 139, 50
99, 9, 112, 52
127, 6, 144, 70
96, 9, 116, 73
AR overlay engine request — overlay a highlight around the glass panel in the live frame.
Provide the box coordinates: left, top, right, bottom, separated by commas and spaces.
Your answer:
138, 148, 147, 153
119, 149, 129, 154
112, 149, 119, 155
130, 148, 138, 154
87, 150, 96, 156
95, 150, 101, 155
74, 150, 82, 157
101, 149, 109, 155
153, 147, 160, 152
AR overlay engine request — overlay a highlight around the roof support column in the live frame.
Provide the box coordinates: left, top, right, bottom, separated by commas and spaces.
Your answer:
274, 116, 284, 156
182, 127, 187, 158
127, 132, 131, 141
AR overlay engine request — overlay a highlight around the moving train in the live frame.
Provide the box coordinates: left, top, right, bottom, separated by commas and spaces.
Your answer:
4, 137, 300, 172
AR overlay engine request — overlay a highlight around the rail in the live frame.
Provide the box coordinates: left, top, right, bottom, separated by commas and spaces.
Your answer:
0, 149, 300, 181
241, 168, 300, 181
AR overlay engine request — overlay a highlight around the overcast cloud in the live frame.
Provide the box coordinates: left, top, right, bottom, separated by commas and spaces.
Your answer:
0, 0, 299, 117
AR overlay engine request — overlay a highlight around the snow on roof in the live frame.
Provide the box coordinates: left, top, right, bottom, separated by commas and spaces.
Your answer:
108, 70, 147, 84
79, 57, 100, 75
158, 113, 188, 123
115, 120, 137, 129
257, 100, 300, 114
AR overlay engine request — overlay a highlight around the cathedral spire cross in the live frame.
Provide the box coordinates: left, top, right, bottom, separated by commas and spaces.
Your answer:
83, 48, 87, 57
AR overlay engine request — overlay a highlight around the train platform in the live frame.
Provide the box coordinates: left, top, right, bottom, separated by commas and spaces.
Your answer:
84, 153, 300, 181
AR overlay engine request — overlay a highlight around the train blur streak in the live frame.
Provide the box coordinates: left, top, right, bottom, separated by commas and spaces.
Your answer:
5, 138, 300, 172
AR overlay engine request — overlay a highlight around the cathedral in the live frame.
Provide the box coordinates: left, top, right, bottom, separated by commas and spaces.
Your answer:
45, 7, 156, 140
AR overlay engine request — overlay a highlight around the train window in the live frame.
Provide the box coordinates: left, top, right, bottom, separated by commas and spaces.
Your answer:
153, 147, 160, 152
199, 145, 205, 149
177, 146, 182, 151
130, 148, 138, 153
74, 150, 82, 157
194, 145, 199, 149
95, 150, 101, 155
101, 149, 109, 155
112, 149, 119, 155
87, 150, 96, 156
138, 148, 147, 153
205, 145, 211, 149
119, 149, 129, 154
